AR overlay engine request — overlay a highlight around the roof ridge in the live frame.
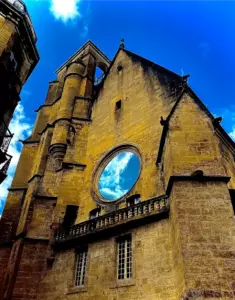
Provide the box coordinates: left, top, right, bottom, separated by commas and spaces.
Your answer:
56, 40, 111, 74
123, 48, 181, 79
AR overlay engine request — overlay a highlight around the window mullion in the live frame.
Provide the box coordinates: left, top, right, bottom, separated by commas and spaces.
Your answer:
124, 239, 127, 279
80, 251, 85, 286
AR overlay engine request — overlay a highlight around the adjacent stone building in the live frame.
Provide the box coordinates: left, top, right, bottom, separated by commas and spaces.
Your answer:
0, 0, 39, 184
1, 39, 235, 300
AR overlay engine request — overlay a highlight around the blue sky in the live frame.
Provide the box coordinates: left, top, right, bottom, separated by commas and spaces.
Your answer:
0, 0, 235, 214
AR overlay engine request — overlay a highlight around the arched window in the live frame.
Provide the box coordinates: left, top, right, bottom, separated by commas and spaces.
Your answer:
94, 66, 104, 86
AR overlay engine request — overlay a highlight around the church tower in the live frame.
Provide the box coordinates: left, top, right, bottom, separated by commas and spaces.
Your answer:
1, 40, 235, 300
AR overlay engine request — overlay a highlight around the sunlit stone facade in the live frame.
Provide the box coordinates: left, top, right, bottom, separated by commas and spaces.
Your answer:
1, 40, 235, 300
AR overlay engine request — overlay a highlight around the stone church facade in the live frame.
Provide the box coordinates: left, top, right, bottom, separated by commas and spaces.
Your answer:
1, 40, 235, 300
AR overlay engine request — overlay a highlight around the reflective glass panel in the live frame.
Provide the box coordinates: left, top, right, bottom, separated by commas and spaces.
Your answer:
98, 151, 141, 201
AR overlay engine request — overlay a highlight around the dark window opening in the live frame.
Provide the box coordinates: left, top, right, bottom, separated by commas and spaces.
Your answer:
117, 64, 123, 72
67, 125, 76, 145
63, 205, 79, 228
115, 100, 122, 111
229, 190, 235, 215
126, 194, 141, 207
89, 207, 101, 220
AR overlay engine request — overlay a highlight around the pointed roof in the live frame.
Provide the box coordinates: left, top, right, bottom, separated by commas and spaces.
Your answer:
96, 45, 184, 94
124, 48, 181, 79
96, 45, 235, 152
56, 40, 111, 74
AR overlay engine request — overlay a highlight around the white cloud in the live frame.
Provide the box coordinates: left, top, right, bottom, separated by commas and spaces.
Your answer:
50, 0, 81, 22
0, 103, 32, 215
230, 129, 235, 141
100, 187, 128, 200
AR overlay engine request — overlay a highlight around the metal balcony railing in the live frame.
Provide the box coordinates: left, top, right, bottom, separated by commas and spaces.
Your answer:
55, 195, 169, 244
0, 120, 13, 155
0, 120, 13, 184
0, 154, 12, 184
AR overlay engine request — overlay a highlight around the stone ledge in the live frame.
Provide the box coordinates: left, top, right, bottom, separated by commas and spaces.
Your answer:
67, 286, 88, 294
110, 279, 135, 289
166, 174, 230, 196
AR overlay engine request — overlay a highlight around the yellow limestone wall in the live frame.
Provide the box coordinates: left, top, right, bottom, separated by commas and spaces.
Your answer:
1, 46, 235, 300
0, 15, 15, 56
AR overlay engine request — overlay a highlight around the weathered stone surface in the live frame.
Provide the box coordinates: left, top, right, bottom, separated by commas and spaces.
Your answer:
1, 40, 235, 300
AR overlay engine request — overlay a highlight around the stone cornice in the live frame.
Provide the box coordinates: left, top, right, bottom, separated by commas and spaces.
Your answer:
38, 117, 92, 136
28, 174, 43, 184
0, 0, 39, 74
166, 175, 230, 196
62, 162, 87, 170
19, 139, 40, 145
8, 187, 27, 192
34, 97, 61, 112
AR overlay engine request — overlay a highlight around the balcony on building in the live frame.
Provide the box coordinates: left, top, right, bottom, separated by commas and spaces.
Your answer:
54, 195, 169, 247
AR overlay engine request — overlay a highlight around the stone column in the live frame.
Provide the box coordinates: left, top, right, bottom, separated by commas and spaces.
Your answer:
49, 60, 85, 170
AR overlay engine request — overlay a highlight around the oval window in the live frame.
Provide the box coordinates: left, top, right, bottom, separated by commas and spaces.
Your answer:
98, 151, 141, 201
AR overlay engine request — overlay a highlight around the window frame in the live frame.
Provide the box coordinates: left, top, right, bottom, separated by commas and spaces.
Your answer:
74, 246, 88, 288
116, 234, 132, 281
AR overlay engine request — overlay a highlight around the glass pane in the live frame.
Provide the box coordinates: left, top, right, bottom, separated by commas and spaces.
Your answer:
98, 151, 141, 201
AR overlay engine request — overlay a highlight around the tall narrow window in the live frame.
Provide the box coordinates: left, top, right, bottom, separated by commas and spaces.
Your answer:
74, 247, 88, 287
117, 235, 132, 280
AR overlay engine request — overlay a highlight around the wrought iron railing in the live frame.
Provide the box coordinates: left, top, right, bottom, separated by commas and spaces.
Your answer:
0, 154, 12, 183
0, 120, 13, 154
0, 154, 12, 174
55, 195, 169, 244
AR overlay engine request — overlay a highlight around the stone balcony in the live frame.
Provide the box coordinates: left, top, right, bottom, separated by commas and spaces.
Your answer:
54, 195, 169, 246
